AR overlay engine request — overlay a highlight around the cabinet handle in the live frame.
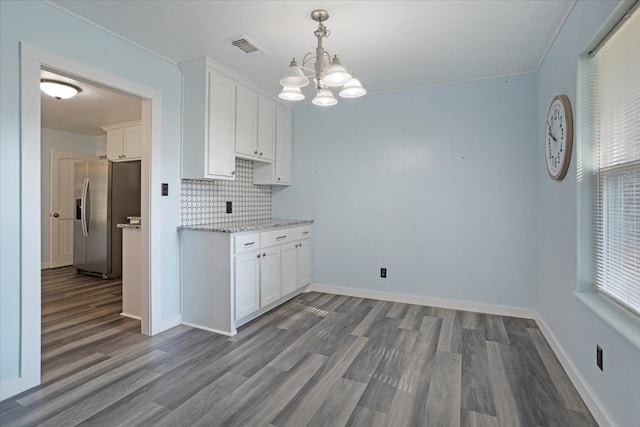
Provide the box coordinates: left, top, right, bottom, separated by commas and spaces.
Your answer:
276, 235, 287, 240
302, 231, 310, 235
231, 170, 236, 175
262, 252, 266, 257
259, 152, 263, 156
277, 177, 281, 181
257, 254, 261, 258
244, 242, 255, 246
254, 150, 258, 155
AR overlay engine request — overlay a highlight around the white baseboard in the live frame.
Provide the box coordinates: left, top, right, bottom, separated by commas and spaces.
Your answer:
1, 377, 23, 401
535, 315, 613, 427
41, 262, 50, 270
120, 312, 142, 320
307, 283, 537, 319
181, 321, 234, 337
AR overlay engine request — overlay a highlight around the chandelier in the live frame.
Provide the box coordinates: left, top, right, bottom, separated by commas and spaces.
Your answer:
278, 9, 366, 106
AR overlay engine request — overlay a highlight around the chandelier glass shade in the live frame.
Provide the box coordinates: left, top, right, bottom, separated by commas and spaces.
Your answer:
278, 86, 305, 101
40, 79, 80, 100
279, 9, 365, 106
339, 76, 367, 98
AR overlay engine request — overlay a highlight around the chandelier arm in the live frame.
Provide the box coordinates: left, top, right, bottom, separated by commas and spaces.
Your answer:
301, 52, 316, 67
320, 51, 332, 73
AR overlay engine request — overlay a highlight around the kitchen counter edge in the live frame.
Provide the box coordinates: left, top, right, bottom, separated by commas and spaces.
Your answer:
117, 224, 141, 230
178, 219, 313, 233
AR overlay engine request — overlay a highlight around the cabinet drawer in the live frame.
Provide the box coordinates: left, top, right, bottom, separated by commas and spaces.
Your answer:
235, 233, 260, 253
293, 225, 312, 241
261, 229, 292, 247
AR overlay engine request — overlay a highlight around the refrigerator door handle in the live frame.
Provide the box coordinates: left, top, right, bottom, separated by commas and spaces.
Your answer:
81, 178, 89, 237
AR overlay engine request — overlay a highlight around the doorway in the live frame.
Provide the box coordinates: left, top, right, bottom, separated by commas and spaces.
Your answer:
20, 44, 163, 394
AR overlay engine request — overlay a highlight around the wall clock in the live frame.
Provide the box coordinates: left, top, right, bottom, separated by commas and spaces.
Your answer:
545, 95, 573, 180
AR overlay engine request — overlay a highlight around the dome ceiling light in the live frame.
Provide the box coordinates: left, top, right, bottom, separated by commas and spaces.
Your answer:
40, 79, 81, 100
278, 9, 366, 106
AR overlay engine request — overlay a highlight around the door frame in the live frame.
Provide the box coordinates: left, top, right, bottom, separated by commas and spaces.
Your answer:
48, 150, 98, 269
19, 43, 164, 393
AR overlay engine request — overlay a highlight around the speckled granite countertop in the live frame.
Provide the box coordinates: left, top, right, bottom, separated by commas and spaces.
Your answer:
178, 218, 313, 233
117, 224, 141, 230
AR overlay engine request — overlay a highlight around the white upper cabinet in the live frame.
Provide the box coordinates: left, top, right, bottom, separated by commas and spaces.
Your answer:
180, 57, 236, 181
235, 85, 258, 159
254, 106, 292, 185
275, 107, 292, 184
180, 57, 291, 182
257, 97, 276, 161
235, 86, 276, 163
102, 121, 141, 162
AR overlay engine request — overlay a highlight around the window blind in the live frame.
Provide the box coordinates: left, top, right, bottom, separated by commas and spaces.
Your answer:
592, 4, 640, 316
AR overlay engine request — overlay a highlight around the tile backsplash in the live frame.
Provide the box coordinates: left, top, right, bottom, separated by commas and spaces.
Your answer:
180, 158, 271, 225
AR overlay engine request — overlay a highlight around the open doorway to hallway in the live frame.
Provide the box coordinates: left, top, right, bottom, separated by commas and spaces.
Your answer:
40, 67, 147, 377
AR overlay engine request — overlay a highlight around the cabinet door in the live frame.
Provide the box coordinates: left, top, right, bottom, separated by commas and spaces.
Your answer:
260, 246, 281, 307
107, 129, 124, 161
281, 242, 298, 296
235, 85, 258, 158
275, 108, 292, 184
297, 239, 312, 288
122, 126, 142, 160
257, 97, 276, 161
235, 251, 260, 320
208, 69, 237, 179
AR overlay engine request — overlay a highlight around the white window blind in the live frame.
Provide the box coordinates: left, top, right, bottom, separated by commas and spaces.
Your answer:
592, 4, 640, 316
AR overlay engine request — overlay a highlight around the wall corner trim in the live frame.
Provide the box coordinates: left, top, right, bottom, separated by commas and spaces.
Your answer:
157, 315, 183, 335
0, 378, 23, 401
535, 314, 614, 427
307, 283, 537, 319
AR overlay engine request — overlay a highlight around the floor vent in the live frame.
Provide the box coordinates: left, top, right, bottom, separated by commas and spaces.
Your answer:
227, 35, 268, 54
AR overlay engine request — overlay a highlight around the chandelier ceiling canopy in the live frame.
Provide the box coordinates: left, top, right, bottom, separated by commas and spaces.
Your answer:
278, 9, 366, 106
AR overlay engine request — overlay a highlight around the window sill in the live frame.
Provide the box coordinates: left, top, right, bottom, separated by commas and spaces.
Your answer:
573, 291, 640, 351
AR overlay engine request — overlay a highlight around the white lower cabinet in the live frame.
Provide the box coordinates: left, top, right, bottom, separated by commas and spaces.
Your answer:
234, 250, 260, 319
298, 239, 312, 288
259, 246, 281, 307
281, 238, 312, 294
281, 242, 298, 295
181, 224, 312, 336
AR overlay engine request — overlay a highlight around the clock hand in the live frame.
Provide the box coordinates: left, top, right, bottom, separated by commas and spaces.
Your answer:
547, 121, 557, 143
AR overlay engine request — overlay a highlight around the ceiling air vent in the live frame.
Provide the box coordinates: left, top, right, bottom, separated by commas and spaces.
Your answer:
226, 35, 268, 55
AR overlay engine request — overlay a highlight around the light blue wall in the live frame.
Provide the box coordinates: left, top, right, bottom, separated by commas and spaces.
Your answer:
40, 128, 98, 265
273, 73, 538, 309
536, 1, 640, 426
0, 1, 182, 386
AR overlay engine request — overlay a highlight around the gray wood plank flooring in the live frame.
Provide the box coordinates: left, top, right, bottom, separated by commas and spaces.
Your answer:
0, 266, 597, 426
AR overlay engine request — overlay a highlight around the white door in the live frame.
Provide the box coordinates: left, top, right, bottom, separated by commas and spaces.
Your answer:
50, 151, 97, 268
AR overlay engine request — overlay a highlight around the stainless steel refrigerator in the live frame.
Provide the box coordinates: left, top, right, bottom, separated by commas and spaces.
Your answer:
73, 160, 141, 278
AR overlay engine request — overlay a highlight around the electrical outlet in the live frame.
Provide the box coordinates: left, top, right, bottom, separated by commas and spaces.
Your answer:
226, 201, 232, 214
380, 268, 387, 278
596, 345, 603, 371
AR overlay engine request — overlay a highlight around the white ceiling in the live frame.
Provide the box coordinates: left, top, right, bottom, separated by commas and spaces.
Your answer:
41, 69, 141, 136
48, 0, 575, 98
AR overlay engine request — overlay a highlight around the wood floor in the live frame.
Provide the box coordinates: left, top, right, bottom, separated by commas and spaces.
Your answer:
0, 267, 596, 426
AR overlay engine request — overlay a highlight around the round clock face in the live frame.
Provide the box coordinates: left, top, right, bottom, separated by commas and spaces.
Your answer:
545, 95, 573, 180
